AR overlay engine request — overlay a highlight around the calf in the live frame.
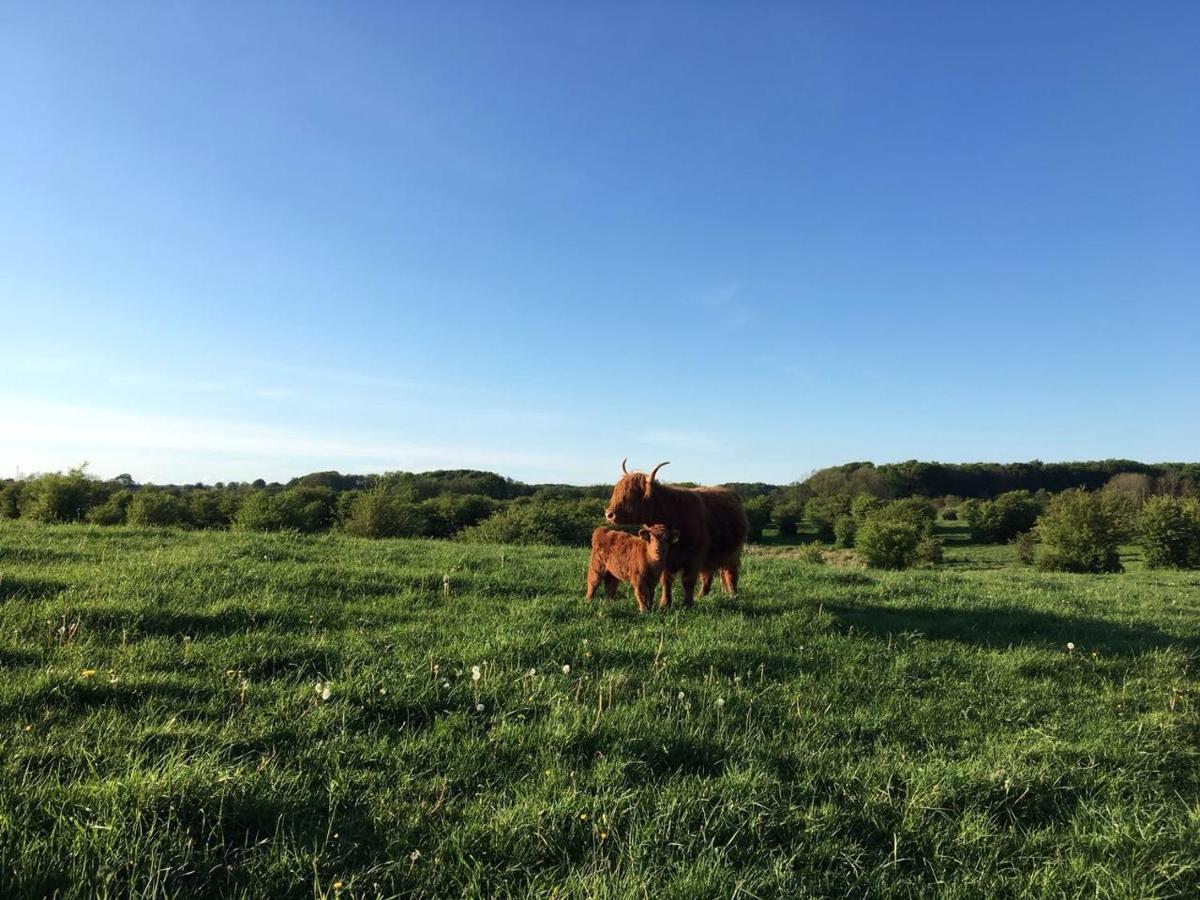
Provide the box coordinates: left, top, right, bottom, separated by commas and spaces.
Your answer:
585, 524, 677, 613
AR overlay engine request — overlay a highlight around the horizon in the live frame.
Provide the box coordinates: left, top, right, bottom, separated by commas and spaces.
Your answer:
6, 455, 1194, 491
3, 3, 1198, 485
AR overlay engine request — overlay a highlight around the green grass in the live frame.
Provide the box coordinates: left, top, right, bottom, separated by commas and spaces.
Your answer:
1, 521, 1198, 899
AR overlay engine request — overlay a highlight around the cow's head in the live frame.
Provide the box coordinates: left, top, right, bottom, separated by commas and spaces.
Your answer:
605, 459, 670, 524
637, 523, 677, 565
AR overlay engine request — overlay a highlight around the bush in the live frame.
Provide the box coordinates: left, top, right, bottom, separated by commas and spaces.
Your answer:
459, 499, 603, 546
850, 494, 885, 523
915, 536, 944, 566
1136, 496, 1200, 569
423, 494, 499, 538
340, 489, 408, 538
795, 544, 825, 565
856, 519, 921, 569
964, 491, 1041, 543
743, 495, 773, 542
868, 497, 936, 535
20, 466, 98, 523
0, 482, 22, 519
236, 487, 335, 533
804, 494, 851, 541
771, 499, 806, 537
1036, 489, 1123, 573
1014, 531, 1037, 565
87, 491, 133, 525
127, 490, 188, 527
833, 515, 857, 549
185, 489, 237, 529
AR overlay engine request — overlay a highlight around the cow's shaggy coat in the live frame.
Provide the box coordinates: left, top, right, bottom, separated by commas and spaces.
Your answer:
604, 461, 749, 608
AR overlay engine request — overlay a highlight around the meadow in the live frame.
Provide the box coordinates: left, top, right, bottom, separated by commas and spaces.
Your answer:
1, 520, 1198, 898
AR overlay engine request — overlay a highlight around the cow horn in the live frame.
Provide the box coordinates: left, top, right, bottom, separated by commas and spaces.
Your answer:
621, 458, 628, 474
649, 461, 670, 482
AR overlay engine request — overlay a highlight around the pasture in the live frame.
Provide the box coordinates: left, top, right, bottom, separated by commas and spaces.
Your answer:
1, 520, 1198, 898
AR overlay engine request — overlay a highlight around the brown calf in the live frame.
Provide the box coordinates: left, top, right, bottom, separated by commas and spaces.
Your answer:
585, 524, 676, 613
604, 460, 748, 608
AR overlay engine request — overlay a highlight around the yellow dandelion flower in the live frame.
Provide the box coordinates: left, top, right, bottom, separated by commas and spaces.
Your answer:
579, 812, 588, 820
80, 669, 97, 678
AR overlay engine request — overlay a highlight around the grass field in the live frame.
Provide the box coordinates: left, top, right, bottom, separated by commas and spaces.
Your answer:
1, 521, 1198, 899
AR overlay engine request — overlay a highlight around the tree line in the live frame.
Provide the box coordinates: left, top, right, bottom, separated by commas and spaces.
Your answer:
2, 460, 1197, 563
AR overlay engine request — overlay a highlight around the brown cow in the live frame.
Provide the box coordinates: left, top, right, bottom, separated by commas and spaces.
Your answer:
604, 460, 748, 608
585, 524, 677, 613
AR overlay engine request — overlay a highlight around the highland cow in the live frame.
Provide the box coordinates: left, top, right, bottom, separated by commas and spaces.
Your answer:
604, 460, 749, 608
585, 523, 676, 613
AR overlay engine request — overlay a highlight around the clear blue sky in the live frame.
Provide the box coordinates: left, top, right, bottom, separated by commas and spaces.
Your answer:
2, 2, 1197, 485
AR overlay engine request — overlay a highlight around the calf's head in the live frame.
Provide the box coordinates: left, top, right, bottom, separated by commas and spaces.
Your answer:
638, 523, 678, 566
605, 459, 670, 524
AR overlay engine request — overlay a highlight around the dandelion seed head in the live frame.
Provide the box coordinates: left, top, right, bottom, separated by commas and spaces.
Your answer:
562, 664, 571, 675
476, 703, 485, 712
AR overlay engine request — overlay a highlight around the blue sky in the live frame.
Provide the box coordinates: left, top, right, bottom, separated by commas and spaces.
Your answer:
2, 2, 1197, 485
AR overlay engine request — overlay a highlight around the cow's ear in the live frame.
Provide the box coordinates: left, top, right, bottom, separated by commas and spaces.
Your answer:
671, 529, 680, 544
638, 527, 652, 542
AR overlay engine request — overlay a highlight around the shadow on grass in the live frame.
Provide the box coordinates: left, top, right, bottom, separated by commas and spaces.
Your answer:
83, 605, 318, 638
823, 602, 1198, 655
0, 576, 70, 602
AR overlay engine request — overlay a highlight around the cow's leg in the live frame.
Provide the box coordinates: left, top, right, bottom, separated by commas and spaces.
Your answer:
633, 573, 652, 613
720, 563, 739, 596
603, 572, 620, 600
658, 569, 673, 609
681, 567, 700, 607
585, 563, 602, 601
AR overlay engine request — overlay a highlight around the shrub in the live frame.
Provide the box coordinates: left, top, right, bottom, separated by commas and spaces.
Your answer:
0, 482, 24, 519
849, 494, 885, 523
833, 514, 857, 549
340, 489, 408, 538
127, 490, 188, 527
236, 487, 335, 533
964, 491, 1041, 543
87, 491, 133, 525
804, 494, 851, 541
459, 499, 603, 546
1136, 496, 1200, 569
795, 544, 825, 565
185, 489, 237, 529
856, 519, 921, 569
1014, 531, 1037, 565
1036, 489, 1123, 573
20, 466, 98, 523
338, 490, 432, 538
743, 495, 773, 542
868, 497, 936, 536
915, 536, 944, 566
423, 494, 498, 538
771, 499, 806, 537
